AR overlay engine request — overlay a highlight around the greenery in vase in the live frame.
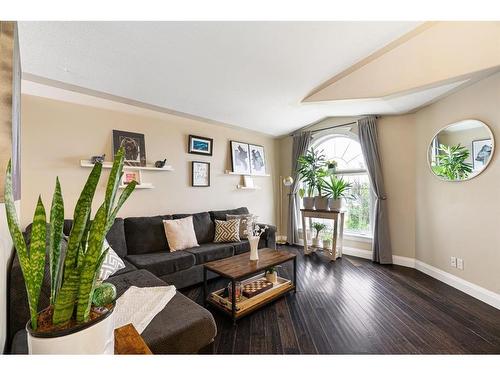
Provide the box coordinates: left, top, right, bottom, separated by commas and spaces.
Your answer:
311, 222, 327, 240
322, 175, 353, 200
297, 148, 325, 197
4, 147, 136, 330
432, 144, 473, 180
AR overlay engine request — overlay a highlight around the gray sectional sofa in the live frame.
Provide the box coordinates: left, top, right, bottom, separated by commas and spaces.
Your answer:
7, 207, 276, 354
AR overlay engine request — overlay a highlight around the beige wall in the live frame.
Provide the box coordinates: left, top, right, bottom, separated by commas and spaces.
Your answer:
414, 72, 500, 294
20, 94, 278, 228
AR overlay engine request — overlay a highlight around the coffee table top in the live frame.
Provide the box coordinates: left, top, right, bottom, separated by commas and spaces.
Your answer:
204, 248, 295, 280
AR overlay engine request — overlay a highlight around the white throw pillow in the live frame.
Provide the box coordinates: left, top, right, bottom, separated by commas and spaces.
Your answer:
163, 216, 199, 251
99, 239, 126, 281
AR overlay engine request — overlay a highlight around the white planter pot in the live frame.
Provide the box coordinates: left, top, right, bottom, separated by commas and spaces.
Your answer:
314, 196, 329, 210
27, 308, 115, 354
303, 197, 315, 210
322, 239, 332, 249
329, 198, 343, 211
265, 271, 278, 284
249, 235, 260, 261
312, 237, 321, 247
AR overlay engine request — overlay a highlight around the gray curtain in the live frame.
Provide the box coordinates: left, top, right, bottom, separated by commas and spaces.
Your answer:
287, 131, 311, 244
358, 116, 392, 264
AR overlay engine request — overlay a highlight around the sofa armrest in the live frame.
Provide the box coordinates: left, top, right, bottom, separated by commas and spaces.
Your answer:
257, 223, 276, 249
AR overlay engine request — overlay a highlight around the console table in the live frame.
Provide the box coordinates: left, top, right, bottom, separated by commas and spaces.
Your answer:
300, 208, 345, 261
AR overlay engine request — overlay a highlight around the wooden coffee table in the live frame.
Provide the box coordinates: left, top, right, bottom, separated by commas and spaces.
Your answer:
203, 248, 297, 323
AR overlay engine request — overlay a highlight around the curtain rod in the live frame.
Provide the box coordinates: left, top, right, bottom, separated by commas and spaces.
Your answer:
290, 115, 379, 137
290, 120, 357, 137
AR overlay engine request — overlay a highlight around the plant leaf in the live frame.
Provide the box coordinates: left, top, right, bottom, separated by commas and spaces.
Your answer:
49, 177, 64, 304
53, 268, 80, 325
104, 147, 124, 218
106, 180, 136, 233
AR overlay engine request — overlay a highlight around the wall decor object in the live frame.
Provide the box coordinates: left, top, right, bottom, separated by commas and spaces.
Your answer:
428, 119, 494, 181
249, 144, 267, 175
121, 170, 142, 186
192, 161, 210, 187
189, 135, 213, 156
154, 159, 167, 168
113, 130, 146, 167
91, 154, 106, 164
243, 175, 254, 188
472, 139, 493, 171
230, 141, 251, 174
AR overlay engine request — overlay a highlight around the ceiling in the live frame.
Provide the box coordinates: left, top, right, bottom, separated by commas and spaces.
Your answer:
18, 21, 426, 136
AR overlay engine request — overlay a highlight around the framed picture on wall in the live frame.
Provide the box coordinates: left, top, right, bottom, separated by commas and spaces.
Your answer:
230, 141, 251, 174
472, 138, 493, 170
188, 135, 213, 156
192, 161, 210, 187
121, 170, 142, 186
248, 144, 267, 175
112, 130, 147, 167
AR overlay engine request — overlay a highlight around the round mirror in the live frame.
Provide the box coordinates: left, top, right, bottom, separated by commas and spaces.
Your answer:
428, 119, 494, 181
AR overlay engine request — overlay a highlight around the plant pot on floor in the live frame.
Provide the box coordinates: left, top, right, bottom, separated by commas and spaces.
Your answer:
303, 197, 315, 210
312, 237, 321, 248
26, 305, 116, 354
314, 196, 329, 210
322, 239, 332, 249
329, 198, 343, 211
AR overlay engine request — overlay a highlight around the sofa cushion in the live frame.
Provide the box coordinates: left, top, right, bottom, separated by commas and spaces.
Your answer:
229, 240, 250, 255
163, 216, 199, 251
209, 207, 249, 222
124, 215, 173, 254
112, 259, 137, 277
172, 212, 214, 244
126, 251, 196, 277
184, 243, 234, 265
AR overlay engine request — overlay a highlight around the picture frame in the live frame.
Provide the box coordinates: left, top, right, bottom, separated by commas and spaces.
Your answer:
112, 130, 147, 167
230, 141, 251, 175
121, 170, 142, 186
192, 161, 210, 187
188, 135, 213, 156
248, 144, 267, 175
472, 138, 493, 171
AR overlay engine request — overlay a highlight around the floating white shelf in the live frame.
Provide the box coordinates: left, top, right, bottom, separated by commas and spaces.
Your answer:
236, 185, 262, 190
225, 170, 270, 177
80, 160, 174, 171
119, 183, 154, 189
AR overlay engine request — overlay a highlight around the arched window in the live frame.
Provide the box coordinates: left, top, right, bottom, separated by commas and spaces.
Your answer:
311, 133, 373, 237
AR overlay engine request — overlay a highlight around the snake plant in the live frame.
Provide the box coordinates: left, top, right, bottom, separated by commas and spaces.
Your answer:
4, 147, 136, 330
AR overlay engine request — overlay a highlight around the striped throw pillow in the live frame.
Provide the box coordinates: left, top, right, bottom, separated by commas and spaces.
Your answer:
214, 219, 241, 243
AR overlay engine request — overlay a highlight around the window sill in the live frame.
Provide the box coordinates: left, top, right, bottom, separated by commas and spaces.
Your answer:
344, 233, 373, 243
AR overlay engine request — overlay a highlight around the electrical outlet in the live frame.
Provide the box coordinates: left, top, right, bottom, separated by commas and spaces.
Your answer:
457, 258, 464, 270
450, 256, 457, 268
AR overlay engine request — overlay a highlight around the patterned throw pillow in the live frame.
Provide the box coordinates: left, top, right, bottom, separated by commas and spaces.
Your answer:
99, 239, 126, 281
226, 214, 255, 239
214, 219, 241, 243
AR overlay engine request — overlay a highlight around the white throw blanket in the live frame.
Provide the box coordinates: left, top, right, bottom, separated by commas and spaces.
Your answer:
113, 286, 176, 333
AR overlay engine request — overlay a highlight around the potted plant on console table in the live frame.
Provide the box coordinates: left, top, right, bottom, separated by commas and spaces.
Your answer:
4, 148, 136, 354
297, 148, 325, 210
323, 175, 353, 211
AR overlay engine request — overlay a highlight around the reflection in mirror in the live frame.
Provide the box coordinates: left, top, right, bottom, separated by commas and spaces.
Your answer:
428, 119, 494, 181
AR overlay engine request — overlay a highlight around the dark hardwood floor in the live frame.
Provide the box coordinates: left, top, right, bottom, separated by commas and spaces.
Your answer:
181, 245, 500, 354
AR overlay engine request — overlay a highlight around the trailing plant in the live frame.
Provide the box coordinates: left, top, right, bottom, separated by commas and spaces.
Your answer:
432, 143, 473, 180
323, 175, 353, 200
311, 222, 327, 240
4, 147, 136, 330
297, 148, 325, 197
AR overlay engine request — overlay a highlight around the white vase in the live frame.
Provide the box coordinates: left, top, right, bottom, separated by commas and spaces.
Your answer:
329, 198, 343, 211
314, 196, 329, 210
303, 197, 315, 210
312, 237, 321, 247
27, 308, 115, 354
249, 235, 260, 261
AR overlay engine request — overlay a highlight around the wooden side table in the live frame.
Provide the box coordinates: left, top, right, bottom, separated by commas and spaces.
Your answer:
300, 208, 345, 261
115, 323, 152, 354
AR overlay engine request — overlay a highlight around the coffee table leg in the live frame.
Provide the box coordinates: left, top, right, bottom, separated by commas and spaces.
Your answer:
203, 267, 207, 306
232, 279, 237, 325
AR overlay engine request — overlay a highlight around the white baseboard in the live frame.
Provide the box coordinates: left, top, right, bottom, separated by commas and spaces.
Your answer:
415, 260, 500, 310
341, 247, 500, 310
